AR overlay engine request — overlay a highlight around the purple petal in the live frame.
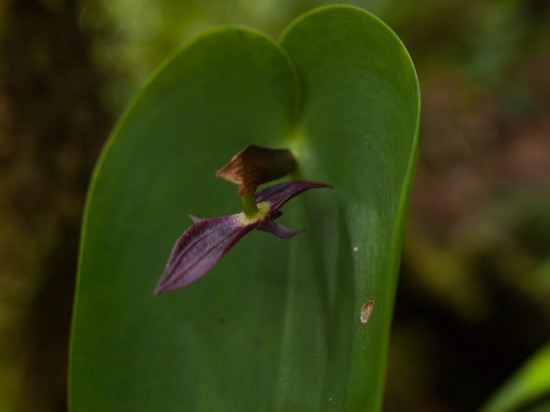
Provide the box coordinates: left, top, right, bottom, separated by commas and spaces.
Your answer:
256, 181, 332, 212
155, 214, 256, 294
256, 219, 306, 238
189, 215, 206, 223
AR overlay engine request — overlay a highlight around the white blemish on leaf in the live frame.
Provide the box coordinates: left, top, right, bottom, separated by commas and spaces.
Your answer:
360, 300, 374, 324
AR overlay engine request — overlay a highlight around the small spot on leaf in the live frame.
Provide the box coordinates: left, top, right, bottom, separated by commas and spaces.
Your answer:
360, 300, 374, 324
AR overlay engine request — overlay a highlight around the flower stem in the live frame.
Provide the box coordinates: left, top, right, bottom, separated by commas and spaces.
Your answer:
240, 194, 259, 217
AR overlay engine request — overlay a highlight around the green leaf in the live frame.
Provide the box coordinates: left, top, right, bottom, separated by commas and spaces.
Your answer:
481, 342, 550, 412
69, 5, 420, 411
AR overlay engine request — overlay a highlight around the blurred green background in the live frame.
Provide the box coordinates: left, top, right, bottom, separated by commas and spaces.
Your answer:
0, 0, 549, 411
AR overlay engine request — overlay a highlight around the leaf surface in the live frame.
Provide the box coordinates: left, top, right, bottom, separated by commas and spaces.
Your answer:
69, 6, 420, 411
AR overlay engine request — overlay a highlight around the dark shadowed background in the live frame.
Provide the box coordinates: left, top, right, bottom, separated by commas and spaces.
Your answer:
1, 0, 549, 410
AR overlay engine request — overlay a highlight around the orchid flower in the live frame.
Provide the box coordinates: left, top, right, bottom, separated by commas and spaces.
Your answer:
155, 143, 331, 294
155, 180, 330, 294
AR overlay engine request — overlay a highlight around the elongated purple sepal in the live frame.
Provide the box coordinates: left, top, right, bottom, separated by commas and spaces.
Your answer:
155, 214, 255, 294
155, 180, 331, 294
256, 181, 332, 210
256, 219, 305, 238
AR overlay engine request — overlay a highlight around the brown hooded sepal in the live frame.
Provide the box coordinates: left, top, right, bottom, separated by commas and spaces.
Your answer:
216, 144, 297, 195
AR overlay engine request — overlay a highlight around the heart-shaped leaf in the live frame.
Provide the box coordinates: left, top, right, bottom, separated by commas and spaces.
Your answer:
69, 5, 420, 411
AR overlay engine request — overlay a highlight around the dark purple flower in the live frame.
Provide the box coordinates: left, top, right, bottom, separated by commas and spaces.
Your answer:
155, 181, 330, 294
